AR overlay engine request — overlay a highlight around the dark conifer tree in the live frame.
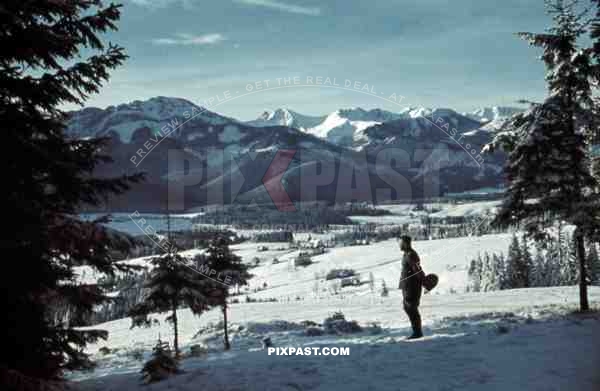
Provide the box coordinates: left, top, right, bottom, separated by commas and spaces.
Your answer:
506, 235, 527, 288
467, 255, 483, 292
129, 242, 211, 357
520, 234, 533, 287
497, 253, 510, 290
0, 1, 143, 387
492, 0, 599, 310
531, 242, 548, 287
564, 235, 580, 285
203, 237, 251, 350
586, 242, 600, 285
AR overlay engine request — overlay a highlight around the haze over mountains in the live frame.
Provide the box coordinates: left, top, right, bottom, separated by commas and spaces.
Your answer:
67, 97, 518, 212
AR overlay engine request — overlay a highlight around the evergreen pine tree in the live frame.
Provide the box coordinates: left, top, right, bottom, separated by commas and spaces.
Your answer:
531, 242, 547, 287
563, 235, 580, 285
489, 253, 503, 291
497, 253, 509, 290
129, 242, 211, 357
491, 0, 599, 310
203, 236, 251, 350
586, 242, 600, 285
480, 252, 493, 292
546, 236, 563, 286
140, 338, 180, 384
506, 235, 526, 288
0, 1, 143, 386
589, 0, 600, 147
467, 255, 483, 292
520, 234, 533, 287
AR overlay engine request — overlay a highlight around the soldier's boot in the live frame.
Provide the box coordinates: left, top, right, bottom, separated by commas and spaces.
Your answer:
406, 309, 423, 339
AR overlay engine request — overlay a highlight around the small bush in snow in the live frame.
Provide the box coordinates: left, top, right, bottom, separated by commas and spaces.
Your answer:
140, 339, 180, 384
300, 320, 318, 327
305, 327, 325, 336
323, 312, 362, 334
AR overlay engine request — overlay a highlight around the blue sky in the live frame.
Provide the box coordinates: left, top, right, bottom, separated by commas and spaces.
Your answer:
88, 0, 552, 119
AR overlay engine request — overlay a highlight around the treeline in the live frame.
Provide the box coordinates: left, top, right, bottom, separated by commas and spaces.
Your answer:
468, 233, 600, 292
192, 202, 352, 228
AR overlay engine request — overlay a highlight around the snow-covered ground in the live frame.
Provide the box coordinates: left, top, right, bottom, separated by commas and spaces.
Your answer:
69, 232, 600, 390
239, 234, 513, 297
74, 286, 600, 391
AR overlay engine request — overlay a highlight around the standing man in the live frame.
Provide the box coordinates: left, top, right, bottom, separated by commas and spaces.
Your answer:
398, 235, 425, 339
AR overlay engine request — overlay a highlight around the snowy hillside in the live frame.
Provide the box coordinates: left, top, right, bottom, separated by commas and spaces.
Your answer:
70, 233, 600, 390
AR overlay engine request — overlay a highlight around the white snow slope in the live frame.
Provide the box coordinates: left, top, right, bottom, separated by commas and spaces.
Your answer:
71, 234, 600, 391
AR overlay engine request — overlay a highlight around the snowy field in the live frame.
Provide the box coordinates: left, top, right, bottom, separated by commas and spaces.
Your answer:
69, 232, 600, 391
74, 287, 600, 391
236, 234, 514, 298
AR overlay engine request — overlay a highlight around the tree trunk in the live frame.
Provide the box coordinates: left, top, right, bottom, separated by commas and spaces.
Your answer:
172, 303, 180, 357
575, 230, 590, 312
222, 305, 230, 350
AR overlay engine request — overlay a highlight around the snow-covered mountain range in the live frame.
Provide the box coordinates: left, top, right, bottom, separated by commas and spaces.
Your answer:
66, 96, 523, 146
246, 106, 523, 148
66, 97, 514, 211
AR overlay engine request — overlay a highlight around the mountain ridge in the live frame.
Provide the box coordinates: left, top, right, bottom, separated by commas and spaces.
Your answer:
66, 97, 511, 212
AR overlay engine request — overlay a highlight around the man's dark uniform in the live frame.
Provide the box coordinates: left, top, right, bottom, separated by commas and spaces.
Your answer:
399, 248, 424, 338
